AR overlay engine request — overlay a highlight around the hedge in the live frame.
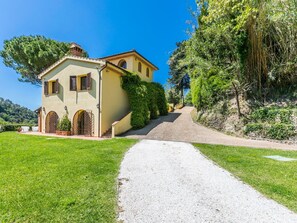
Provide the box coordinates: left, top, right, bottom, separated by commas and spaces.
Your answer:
267, 123, 296, 140
57, 115, 71, 131
244, 123, 296, 140
121, 73, 167, 129
0, 124, 34, 132
250, 107, 293, 124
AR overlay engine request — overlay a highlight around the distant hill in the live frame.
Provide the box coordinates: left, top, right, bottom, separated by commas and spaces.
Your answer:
0, 97, 37, 124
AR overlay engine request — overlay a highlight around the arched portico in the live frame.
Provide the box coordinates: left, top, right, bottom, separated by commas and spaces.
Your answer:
73, 110, 93, 136
45, 111, 59, 133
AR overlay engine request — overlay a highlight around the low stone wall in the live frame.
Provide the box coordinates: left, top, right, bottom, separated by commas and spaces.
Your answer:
112, 112, 132, 138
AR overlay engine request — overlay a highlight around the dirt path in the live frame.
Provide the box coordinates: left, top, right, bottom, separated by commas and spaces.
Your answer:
118, 140, 297, 223
123, 106, 297, 150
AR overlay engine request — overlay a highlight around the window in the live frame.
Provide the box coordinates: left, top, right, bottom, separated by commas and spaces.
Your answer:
80, 76, 87, 90
118, 60, 127, 69
44, 79, 59, 95
51, 81, 57, 94
138, 62, 142, 73
44, 81, 48, 95
70, 76, 77, 91
77, 73, 91, 91
146, 68, 150, 77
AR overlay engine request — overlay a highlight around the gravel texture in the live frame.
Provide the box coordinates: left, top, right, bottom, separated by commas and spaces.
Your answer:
118, 140, 297, 223
123, 107, 297, 151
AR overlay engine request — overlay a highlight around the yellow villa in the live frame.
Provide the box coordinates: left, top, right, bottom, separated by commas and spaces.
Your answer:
38, 43, 158, 137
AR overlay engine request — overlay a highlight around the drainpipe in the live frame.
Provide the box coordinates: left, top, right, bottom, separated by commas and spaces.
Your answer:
96, 63, 107, 137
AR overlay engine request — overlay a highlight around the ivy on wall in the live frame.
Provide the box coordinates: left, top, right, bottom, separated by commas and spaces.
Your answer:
121, 73, 168, 129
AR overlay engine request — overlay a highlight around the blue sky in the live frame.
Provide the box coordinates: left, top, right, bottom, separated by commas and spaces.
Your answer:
0, 0, 197, 110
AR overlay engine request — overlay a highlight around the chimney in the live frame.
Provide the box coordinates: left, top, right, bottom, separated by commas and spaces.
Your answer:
69, 42, 83, 57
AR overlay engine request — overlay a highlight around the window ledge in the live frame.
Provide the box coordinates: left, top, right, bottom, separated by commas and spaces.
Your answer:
45, 93, 58, 96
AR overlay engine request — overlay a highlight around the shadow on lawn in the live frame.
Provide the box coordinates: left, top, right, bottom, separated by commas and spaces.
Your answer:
122, 112, 181, 136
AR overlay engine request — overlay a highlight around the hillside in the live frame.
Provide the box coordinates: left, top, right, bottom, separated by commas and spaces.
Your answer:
0, 97, 37, 124
167, 1, 297, 142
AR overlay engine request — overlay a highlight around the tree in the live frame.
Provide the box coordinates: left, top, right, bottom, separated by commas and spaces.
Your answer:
168, 42, 190, 105
184, 90, 193, 105
0, 35, 87, 86
0, 97, 37, 124
166, 88, 181, 106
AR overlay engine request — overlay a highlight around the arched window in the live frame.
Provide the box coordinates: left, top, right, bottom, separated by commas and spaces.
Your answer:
118, 60, 127, 69
146, 68, 150, 77
138, 62, 142, 73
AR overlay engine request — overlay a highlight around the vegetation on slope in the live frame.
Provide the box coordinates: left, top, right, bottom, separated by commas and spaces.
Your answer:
0, 97, 37, 125
169, 0, 297, 140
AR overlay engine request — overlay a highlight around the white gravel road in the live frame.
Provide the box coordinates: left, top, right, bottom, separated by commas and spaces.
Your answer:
118, 140, 297, 223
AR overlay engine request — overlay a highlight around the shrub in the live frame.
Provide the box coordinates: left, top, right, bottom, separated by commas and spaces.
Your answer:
251, 108, 277, 122
250, 107, 293, 124
152, 82, 168, 116
1, 124, 33, 132
175, 104, 184, 109
267, 123, 296, 140
244, 123, 264, 134
121, 73, 167, 129
122, 74, 149, 129
142, 82, 158, 119
191, 68, 231, 109
279, 109, 292, 124
168, 104, 174, 112
57, 115, 71, 131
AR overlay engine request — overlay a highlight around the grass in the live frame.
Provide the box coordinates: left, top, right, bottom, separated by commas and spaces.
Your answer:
0, 132, 137, 223
194, 143, 297, 213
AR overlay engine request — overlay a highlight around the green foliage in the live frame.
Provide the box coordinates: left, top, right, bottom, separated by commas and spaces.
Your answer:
267, 124, 296, 140
279, 109, 293, 124
142, 82, 158, 119
121, 73, 167, 129
152, 82, 168, 116
250, 107, 293, 124
250, 108, 278, 122
1, 124, 34, 132
244, 123, 264, 134
57, 115, 71, 131
184, 90, 193, 105
0, 35, 87, 85
168, 42, 190, 90
0, 97, 37, 124
246, 107, 296, 140
191, 68, 232, 109
122, 74, 149, 129
166, 88, 180, 106
173, 0, 297, 109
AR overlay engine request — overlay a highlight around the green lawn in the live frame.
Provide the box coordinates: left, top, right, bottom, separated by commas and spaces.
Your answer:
0, 132, 136, 223
195, 143, 297, 213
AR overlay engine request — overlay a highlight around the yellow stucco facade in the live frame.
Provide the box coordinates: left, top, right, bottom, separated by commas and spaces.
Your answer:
39, 50, 158, 137
100, 50, 158, 82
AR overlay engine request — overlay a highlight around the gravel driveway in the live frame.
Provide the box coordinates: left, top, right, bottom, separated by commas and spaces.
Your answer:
123, 107, 297, 150
118, 140, 297, 223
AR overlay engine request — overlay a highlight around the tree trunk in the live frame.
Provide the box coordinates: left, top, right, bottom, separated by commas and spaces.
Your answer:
232, 81, 242, 118
181, 86, 184, 106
